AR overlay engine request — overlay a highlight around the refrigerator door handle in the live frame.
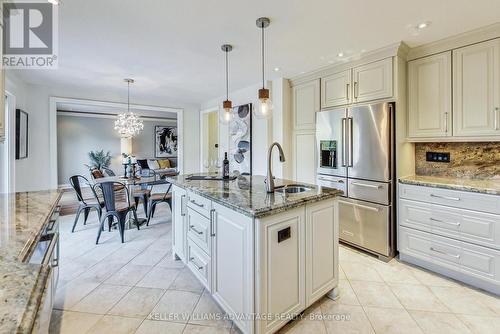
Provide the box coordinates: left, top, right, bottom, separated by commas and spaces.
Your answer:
341, 118, 347, 167
348, 117, 354, 167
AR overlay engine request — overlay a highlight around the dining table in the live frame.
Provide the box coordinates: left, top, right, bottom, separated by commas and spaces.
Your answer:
94, 172, 175, 228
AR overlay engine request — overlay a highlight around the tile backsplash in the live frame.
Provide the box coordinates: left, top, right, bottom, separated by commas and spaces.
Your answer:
415, 142, 500, 180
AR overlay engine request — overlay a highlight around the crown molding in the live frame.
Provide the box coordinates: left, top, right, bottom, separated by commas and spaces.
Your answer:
289, 42, 407, 87
407, 21, 500, 61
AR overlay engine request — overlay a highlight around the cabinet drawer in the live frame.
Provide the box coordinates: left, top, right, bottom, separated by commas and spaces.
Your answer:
348, 179, 390, 205
400, 198, 500, 250
187, 207, 211, 255
399, 183, 500, 214
187, 239, 211, 291
400, 227, 500, 284
187, 191, 212, 218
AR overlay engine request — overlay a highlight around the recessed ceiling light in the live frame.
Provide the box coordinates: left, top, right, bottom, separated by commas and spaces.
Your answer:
274, 67, 280, 72
337, 52, 344, 57
417, 21, 431, 29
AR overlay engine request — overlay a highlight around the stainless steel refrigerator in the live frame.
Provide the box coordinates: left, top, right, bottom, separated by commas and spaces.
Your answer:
316, 102, 395, 261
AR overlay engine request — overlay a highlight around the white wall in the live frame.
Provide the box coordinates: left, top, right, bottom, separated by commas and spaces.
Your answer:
200, 79, 291, 178
6, 72, 200, 192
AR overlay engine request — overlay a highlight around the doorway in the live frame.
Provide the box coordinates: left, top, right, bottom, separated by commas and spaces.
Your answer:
200, 108, 219, 172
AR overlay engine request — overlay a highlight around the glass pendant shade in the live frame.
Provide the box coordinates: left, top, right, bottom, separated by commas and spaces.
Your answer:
254, 88, 273, 119
219, 100, 234, 125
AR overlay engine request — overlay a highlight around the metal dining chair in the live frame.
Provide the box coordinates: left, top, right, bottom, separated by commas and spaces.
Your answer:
69, 175, 104, 233
95, 181, 139, 244
132, 169, 156, 216
146, 182, 173, 225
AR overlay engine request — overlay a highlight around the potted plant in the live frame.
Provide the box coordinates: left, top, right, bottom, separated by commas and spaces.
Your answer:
85, 150, 112, 172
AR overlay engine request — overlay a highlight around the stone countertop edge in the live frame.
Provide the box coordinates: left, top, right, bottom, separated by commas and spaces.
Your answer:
166, 177, 342, 218
398, 175, 500, 196
0, 190, 62, 334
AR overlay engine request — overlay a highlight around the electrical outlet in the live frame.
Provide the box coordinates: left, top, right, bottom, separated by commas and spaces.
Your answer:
426, 152, 450, 163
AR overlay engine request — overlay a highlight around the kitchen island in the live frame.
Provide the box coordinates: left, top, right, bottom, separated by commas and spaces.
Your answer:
0, 190, 62, 334
166, 174, 342, 334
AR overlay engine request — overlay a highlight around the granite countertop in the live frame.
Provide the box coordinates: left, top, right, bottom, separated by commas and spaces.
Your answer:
0, 190, 62, 334
399, 175, 500, 196
166, 174, 342, 218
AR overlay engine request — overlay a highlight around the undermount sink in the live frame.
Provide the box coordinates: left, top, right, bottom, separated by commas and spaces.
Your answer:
275, 185, 313, 194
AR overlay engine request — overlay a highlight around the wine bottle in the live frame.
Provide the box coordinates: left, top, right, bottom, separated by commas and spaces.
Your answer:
223, 152, 230, 179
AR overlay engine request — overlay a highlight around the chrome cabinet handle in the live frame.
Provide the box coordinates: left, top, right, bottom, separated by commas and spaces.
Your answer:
210, 209, 216, 237
318, 177, 344, 183
342, 230, 354, 237
444, 112, 449, 133
346, 83, 350, 101
180, 195, 186, 216
430, 217, 460, 226
495, 107, 499, 130
430, 194, 460, 201
348, 118, 353, 167
339, 200, 380, 212
430, 247, 460, 259
189, 257, 204, 270
189, 225, 204, 235
354, 81, 358, 99
190, 199, 204, 208
351, 182, 382, 189
341, 118, 347, 167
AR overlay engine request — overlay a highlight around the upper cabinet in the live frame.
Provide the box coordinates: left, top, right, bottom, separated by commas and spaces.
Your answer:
407, 38, 500, 140
352, 58, 393, 104
453, 39, 500, 137
292, 79, 319, 131
321, 70, 351, 108
320, 58, 393, 109
408, 52, 452, 138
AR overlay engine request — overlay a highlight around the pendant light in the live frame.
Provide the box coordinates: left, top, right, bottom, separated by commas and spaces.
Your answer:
220, 44, 234, 125
114, 78, 144, 138
254, 17, 273, 119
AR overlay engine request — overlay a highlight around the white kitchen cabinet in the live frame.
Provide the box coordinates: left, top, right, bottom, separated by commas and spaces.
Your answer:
172, 185, 187, 261
321, 70, 351, 109
408, 52, 452, 138
255, 207, 306, 334
352, 58, 393, 103
292, 80, 319, 131
398, 182, 500, 295
305, 199, 338, 306
211, 202, 254, 334
453, 39, 500, 136
292, 132, 316, 184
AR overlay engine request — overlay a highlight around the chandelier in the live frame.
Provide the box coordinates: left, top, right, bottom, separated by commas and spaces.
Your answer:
115, 78, 144, 138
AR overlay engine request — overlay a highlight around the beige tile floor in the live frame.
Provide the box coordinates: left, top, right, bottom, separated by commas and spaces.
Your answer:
50, 205, 500, 334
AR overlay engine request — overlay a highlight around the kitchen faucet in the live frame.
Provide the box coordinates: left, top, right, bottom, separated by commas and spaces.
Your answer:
265, 142, 286, 193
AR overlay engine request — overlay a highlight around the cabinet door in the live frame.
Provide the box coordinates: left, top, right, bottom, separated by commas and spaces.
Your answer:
305, 199, 338, 306
172, 186, 187, 261
293, 132, 316, 184
408, 52, 452, 138
256, 207, 306, 334
211, 203, 254, 334
292, 80, 319, 131
352, 58, 393, 103
453, 39, 500, 137
321, 70, 351, 108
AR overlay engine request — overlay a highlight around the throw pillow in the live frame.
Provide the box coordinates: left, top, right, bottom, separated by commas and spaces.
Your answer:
158, 159, 171, 169
137, 159, 149, 170
148, 159, 160, 170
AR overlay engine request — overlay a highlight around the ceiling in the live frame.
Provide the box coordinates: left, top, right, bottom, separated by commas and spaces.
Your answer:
14, 0, 500, 105
56, 101, 178, 119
